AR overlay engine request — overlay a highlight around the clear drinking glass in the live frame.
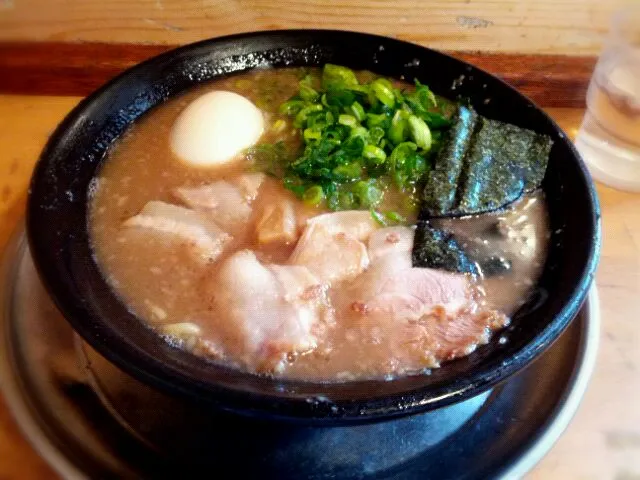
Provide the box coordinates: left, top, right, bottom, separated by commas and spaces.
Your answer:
575, 5, 640, 191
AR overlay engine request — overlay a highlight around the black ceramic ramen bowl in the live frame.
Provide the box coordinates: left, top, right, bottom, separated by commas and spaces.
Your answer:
26, 30, 600, 424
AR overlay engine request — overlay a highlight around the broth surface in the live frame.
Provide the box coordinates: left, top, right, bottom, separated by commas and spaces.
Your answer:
90, 68, 549, 381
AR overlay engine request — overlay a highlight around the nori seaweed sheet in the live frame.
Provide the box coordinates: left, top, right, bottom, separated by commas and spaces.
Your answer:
412, 222, 513, 276
421, 106, 478, 216
479, 255, 512, 276
412, 221, 479, 275
413, 105, 552, 273
420, 105, 553, 218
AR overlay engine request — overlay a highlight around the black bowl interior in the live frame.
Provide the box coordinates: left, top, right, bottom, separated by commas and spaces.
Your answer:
26, 30, 601, 423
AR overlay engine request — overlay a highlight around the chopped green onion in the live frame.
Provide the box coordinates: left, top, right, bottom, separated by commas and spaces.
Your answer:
322, 64, 359, 90
363, 144, 387, 164
421, 111, 451, 128
384, 211, 407, 224
303, 128, 322, 143
299, 75, 320, 102
338, 114, 357, 127
348, 84, 371, 96
302, 185, 324, 206
408, 115, 432, 150
324, 89, 356, 108
415, 79, 437, 108
371, 78, 396, 108
320, 93, 331, 109
279, 99, 306, 116
307, 110, 334, 130
389, 141, 418, 164
294, 104, 323, 127
300, 84, 319, 103
325, 111, 335, 125
374, 78, 394, 89
349, 126, 369, 142
339, 190, 356, 209
353, 180, 383, 207
349, 101, 366, 122
393, 87, 405, 104
389, 110, 409, 145
369, 126, 386, 146
366, 112, 389, 129
370, 209, 388, 226
340, 136, 364, 155
333, 161, 362, 179
389, 141, 418, 187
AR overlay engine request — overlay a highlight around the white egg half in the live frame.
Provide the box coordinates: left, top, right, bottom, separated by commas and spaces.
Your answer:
170, 90, 265, 167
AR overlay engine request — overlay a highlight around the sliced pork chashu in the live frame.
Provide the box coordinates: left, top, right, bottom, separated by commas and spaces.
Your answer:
173, 173, 266, 234
339, 225, 507, 367
121, 200, 231, 264
205, 250, 331, 372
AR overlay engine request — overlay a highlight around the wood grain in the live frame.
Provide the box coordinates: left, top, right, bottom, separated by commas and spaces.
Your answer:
1, 95, 639, 479
0, 41, 597, 107
0, 95, 82, 480
0, 0, 627, 55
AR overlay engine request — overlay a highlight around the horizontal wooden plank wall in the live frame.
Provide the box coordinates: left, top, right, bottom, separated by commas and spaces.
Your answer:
0, 0, 625, 55
0, 41, 596, 107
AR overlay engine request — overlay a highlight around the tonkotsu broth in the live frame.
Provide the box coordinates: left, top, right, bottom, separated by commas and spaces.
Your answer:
90, 67, 550, 381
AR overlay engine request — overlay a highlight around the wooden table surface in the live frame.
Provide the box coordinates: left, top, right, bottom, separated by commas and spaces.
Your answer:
0, 96, 639, 479
0, 0, 630, 55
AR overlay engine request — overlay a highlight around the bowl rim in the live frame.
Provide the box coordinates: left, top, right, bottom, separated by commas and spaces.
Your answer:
26, 29, 601, 424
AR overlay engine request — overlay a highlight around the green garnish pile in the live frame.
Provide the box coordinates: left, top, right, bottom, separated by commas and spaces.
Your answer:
248, 64, 452, 218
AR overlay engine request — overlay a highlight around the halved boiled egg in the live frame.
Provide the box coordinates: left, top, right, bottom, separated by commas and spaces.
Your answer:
170, 90, 265, 167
